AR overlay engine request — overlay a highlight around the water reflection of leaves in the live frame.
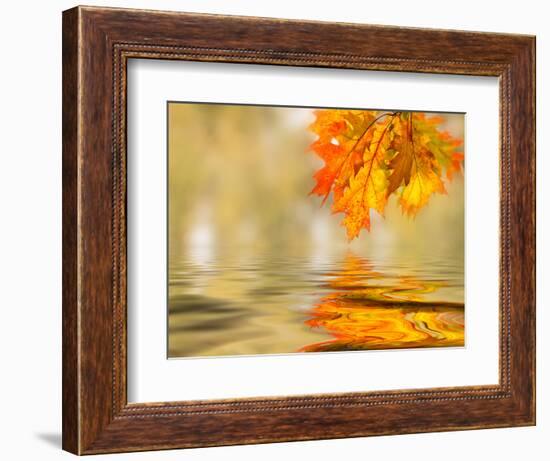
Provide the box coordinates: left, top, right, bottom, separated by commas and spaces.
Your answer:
300, 254, 464, 352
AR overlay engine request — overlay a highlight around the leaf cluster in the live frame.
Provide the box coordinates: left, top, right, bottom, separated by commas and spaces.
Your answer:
309, 110, 463, 240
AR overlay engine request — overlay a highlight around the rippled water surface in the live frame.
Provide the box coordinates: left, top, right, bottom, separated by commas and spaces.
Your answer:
168, 250, 464, 358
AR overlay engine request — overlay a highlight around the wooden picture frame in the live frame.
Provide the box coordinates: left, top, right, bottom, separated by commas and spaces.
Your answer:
62, 5, 535, 455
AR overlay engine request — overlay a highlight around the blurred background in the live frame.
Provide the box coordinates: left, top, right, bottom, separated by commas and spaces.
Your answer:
168, 102, 464, 357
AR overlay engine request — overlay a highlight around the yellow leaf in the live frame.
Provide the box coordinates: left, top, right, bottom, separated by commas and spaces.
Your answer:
399, 154, 446, 216
333, 161, 388, 240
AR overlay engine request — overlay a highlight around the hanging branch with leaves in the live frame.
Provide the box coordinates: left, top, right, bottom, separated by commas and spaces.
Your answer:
308, 110, 464, 240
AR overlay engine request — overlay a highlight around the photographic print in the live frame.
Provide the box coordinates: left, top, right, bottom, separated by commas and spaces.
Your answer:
168, 102, 465, 358
62, 9, 535, 452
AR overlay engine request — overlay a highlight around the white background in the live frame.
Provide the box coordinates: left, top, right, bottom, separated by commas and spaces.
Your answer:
128, 60, 499, 402
0, 1, 546, 460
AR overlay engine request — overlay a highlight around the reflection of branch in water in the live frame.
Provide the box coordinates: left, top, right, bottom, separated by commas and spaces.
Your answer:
300, 253, 464, 353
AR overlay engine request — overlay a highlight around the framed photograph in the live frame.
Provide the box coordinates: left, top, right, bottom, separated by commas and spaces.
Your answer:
62, 6, 535, 455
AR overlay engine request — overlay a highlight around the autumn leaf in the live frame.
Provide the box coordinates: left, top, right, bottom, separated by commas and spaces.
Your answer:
308, 110, 380, 204
308, 109, 463, 240
331, 115, 395, 239
399, 151, 446, 216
